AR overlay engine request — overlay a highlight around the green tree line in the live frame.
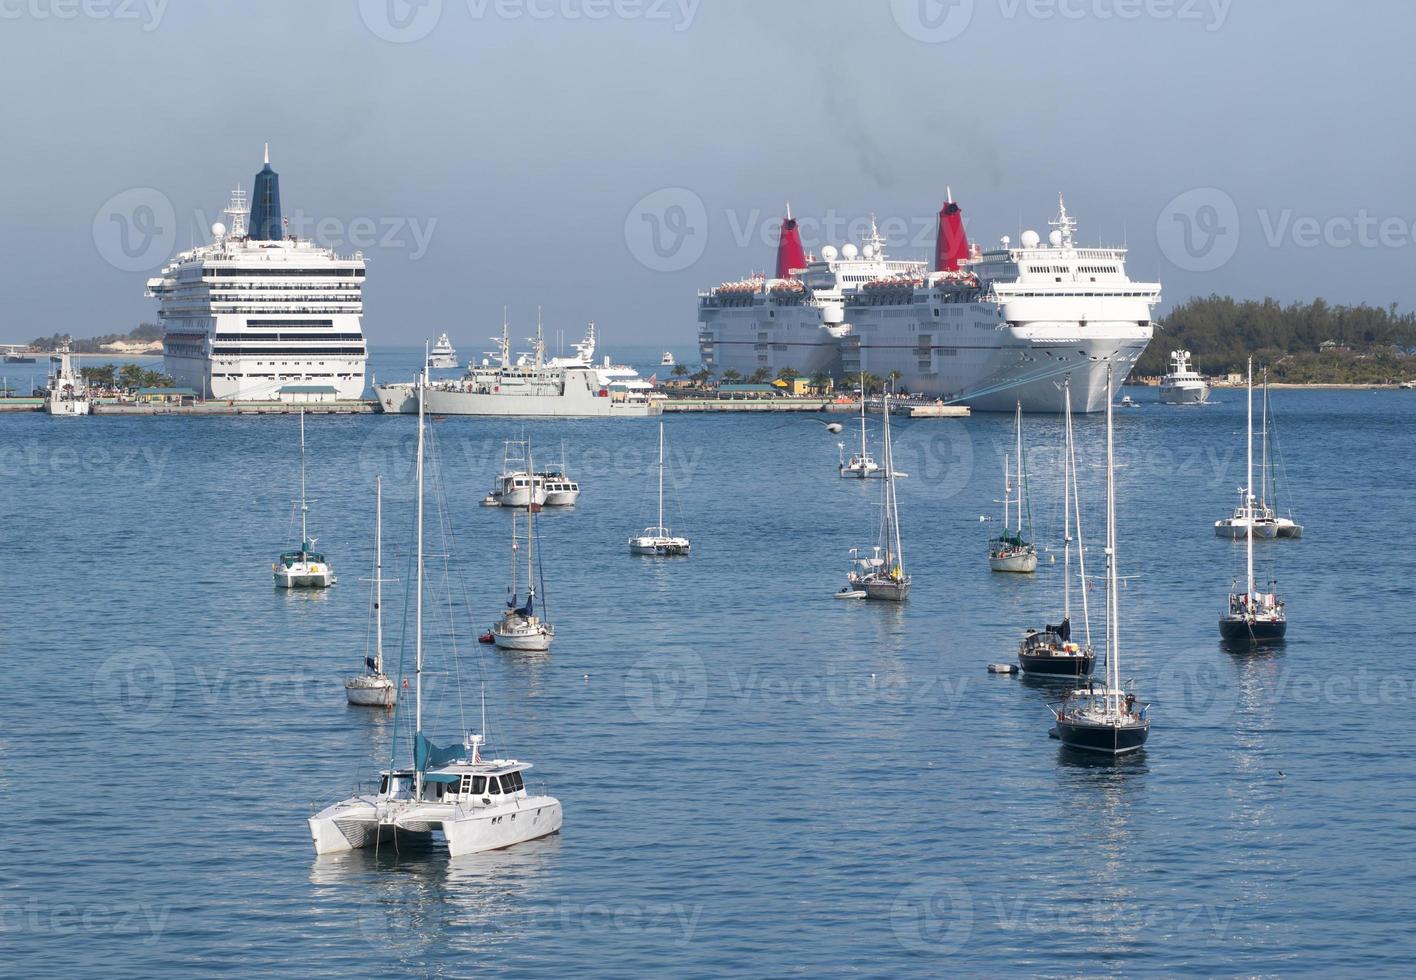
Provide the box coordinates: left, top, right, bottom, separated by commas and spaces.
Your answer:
28, 323, 162, 354
1141, 296, 1416, 381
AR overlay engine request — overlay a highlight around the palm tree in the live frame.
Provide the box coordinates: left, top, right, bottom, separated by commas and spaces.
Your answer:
671, 363, 688, 378
858, 371, 884, 395
721, 368, 743, 384
749, 367, 771, 384
776, 366, 800, 381
808, 371, 832, 395
691, 368, 714, 386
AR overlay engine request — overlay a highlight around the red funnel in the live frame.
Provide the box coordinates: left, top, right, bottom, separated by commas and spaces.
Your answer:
775, 206, 807, 278
935, 199, 969, 271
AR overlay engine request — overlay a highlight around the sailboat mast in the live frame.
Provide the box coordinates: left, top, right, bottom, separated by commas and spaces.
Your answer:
1014, 401, 1024, 534
299, 408, 308, 546
1062, 382, 1072, 622
657, 421, 666, 530
1246, 358, 1255, 597
1002, 454, 1010, 529
1106, 365, 1119, 702
374, 476, 383, 674
414, 367, 426, 798
1068, 380, 1093, 650
1263, 365, 1274, 509
882, 390, 904, 569
526, 447, 536, 601
860, 372, 868, 462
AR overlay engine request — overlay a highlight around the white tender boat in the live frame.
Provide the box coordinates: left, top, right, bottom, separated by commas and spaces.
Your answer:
484, 439, 548, 509
629, 422, 691, 556
310, 371, 562, 856
536, 445, 580, 506
427, 332, 459, 369
988, 402, 1038, 573
273, 409, 335, 588
45, 345, 89, 416
345, 477, 396, 707
846, 390, 909, 600
1158, 348, 1210, 404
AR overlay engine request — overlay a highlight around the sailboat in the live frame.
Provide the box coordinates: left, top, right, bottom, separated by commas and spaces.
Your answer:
273, 408, 335, 588
1018, 379, 1095, 677
629, 422, 691, 556
1049, 366, 1151, 755
839, 381, 880, 478
988, 401, 1038, 573
1257, 369, 1303, 538
846, 389, 910, 601
345, 477, 396, 707
1214, 374, 1281, 539
1220, 359, 1288, 644
309, 369, 563, 857
491, 485, 555, 652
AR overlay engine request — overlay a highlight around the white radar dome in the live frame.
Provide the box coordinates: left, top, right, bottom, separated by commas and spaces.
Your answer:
821, 245, 839, 261
861, 243, 876, 258
841, 243, 859, 259
1020, 229, 1040, 248
211, 221, 226, 238
1049, 229, 1063, 247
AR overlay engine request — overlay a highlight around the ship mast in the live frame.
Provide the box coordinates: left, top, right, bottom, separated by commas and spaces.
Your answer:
414, 363, 426, 800
1245, 358, 1255, 600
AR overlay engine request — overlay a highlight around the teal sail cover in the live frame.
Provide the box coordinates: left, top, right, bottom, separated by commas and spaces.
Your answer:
415, 732, 462, 772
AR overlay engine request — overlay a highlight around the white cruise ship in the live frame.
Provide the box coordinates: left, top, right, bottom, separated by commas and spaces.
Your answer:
146, 147, 367, 401
698, 194, 1160, 412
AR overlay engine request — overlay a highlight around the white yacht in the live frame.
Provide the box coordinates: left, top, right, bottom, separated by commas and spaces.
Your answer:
310, 372, 563, 857
698, 195, 1161, 413
838, 386, 880, 478
376, 320, 660, 417
427, 333, 459, 369
988, 403, 1038, 573
629, 423, 691, 556
45, 345, 89, 416
1158, 349, 1210, 404
660, 351, 675, 367
491, 505, 555, 652
846, 391, 909, 600
536, 447, 580, 506
148, 146, 368, 401
273, 409, 335, 589
345, 477, 396, 707
483, 439, 548, 509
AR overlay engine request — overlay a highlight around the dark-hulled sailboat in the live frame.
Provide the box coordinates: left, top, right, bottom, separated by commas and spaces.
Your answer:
1220, 358, 1288, 644
1018, 378, 1095, 677
1050, 367, 1150, 755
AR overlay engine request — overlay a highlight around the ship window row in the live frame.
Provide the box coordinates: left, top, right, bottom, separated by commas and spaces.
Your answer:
247, 319, 335, 328
211, 347, 367, 356
213, 333, 364, 342
201, 268, 364, 277
210, 308, 360, 315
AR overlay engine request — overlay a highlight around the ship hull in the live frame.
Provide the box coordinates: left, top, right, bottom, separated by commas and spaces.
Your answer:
1053, 718, 1149, 755
1159, 381, 1210, 404
375, 381, 662, 418
1219, 617, 1287, 644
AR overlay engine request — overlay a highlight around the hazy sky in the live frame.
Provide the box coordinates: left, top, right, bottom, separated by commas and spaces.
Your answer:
2, 0, 1412, 348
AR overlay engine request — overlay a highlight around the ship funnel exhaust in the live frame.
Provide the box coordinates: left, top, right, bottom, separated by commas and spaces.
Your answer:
775, 204, 807, 278
934, 197, 969, 271
249, 147, 283, 241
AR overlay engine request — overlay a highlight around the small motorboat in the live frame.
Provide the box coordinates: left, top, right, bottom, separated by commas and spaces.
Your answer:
987, 663, 1019, 675
478, 631, 495, 644
834, 587, 867, 599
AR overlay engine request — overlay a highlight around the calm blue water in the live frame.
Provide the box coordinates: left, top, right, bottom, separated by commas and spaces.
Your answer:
4, 379, 1415, 977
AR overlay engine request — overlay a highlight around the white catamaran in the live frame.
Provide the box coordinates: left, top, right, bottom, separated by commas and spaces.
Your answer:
629, 422, 691, 556
309, 370, 563, 856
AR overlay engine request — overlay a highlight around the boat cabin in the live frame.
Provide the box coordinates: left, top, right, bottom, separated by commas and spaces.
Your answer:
378, 762, 532, 803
